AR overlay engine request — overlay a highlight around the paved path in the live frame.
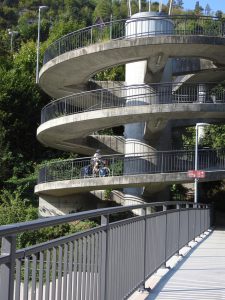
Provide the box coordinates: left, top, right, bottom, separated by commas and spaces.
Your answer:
147, 229, 225, 300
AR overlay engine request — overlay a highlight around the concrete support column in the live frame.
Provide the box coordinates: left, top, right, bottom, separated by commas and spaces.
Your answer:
123, 12, 174, 205
124, 60, 150, 202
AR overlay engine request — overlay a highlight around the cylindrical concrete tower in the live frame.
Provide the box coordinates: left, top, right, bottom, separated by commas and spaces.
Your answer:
124, 12, 174, 203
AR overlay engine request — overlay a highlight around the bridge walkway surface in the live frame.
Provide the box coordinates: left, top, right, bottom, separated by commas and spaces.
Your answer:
143, 228, 225, 300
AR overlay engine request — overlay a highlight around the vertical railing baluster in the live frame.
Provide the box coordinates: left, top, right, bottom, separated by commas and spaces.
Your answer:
51, 248, 57, 300
161, 152, 164, 173
177, 203, 181, 252
58, 40, 61, 56
91, 27, 93, 44
163, 204, 168, 267
45, 250, 51, 300
139, 207, 148, 291
71, 161, 74, 179
62, 244, 68, 300
31, 254, 37, 300
65, 99, 67, 115
24, 257, 30, 300
38, 252, 44, 300
57, 246, 63, 300
15, 259, 21, 300
0, 235, 17, 300
100, 214, 109, 300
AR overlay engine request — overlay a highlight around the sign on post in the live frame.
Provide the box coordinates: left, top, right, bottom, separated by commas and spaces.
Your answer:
187, 170, 206, 178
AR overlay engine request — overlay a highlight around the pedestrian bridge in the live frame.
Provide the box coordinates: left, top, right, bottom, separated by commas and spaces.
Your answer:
145, 229, 225, 300
1, 201, 221, 300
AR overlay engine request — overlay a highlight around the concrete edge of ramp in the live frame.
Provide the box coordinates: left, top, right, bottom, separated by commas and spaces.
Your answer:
128, 228, 213, 300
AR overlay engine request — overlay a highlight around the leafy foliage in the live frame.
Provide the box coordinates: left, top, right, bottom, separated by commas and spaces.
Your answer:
0, 186, 37, 224
0, 186, 97, 248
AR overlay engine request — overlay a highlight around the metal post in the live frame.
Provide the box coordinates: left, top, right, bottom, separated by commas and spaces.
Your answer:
112, 157, 114, 176
194, 123, 210, 203
194, 125, 198, 204
139, 207, 148, 291
149, 0, 151, 12
100, 214, 109, 300
0, 235, 17, 300
161, 152, 164, 173
159, 0, 162, 12
168, 0, 173, 15
36, 8, 41, 84
163, 204, 167, 212
110, 14, 112, 40
10, 33, 13, 52
71, 161, 73, 179
36, 6, 48, 84
8, 30, 18, 52
177, 203, 181, 252
187, 203, 192, 247
90, 27, 93, 44
101, 89, 103, 109
163, 204, 168, 267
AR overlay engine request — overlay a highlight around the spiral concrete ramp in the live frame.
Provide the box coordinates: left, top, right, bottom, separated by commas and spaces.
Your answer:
36, 14, 225, 216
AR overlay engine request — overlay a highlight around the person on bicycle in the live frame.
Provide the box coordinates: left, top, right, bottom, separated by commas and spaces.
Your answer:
91, 149, 102, 176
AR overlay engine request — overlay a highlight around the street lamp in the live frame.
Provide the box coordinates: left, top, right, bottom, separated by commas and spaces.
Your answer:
36, 5, 48, 84
138, 0, 142, 12
168, 0, 174, 15
8, 30, 18, 52
194, 122, 210, 203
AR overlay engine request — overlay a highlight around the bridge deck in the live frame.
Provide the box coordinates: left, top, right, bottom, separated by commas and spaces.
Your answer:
147, 229, 225, 300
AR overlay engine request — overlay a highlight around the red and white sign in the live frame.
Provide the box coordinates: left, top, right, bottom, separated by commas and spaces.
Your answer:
187, 170, 206, 178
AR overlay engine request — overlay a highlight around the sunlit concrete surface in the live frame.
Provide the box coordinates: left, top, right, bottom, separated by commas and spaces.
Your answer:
145, 229, 225, 300
37, 104, 225, 151
39, 36, 225, 98
35, 170, 225, 196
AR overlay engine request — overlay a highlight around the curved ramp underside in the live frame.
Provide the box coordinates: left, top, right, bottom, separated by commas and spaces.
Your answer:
40, 36, 225, 98
35, 170, 225, 196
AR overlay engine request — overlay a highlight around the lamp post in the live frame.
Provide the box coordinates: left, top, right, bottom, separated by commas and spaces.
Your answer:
139, 0, 141, 12
36, 5, 48, 84
159, 0, 163, 12
8, 30, 18, 52
149, 0, 152, 12
168, 0, 173, 15
194, 123, 210, 203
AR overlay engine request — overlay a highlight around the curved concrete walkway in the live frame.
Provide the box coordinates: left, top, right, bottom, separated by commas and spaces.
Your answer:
35, 170, 225, 196
39, 36, 225, 98
37, 104, 225, 151
145, 229, 225, 300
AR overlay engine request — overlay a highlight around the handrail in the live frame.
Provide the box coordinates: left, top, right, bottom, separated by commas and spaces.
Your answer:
0, 202, 211, 300
40, 82, 225, 123
43, 15, 224, 65
0, 201, 195, 237
37, 148, 225, 184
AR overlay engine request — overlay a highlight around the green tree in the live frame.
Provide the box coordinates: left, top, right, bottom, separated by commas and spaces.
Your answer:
0, 41, 50, 186
215, 10, 223, 19
194, 1, 203, 15
175, 0, 184, 9
205, 4, 211, 15
93, 0, 112, 22
0, 187, 38, 225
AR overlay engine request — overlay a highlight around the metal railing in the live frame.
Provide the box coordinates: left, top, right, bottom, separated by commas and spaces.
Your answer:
43, 15, 225, 65
37, 149, 225, 184
0, 202, 211, 300
40, 83, 225, 124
